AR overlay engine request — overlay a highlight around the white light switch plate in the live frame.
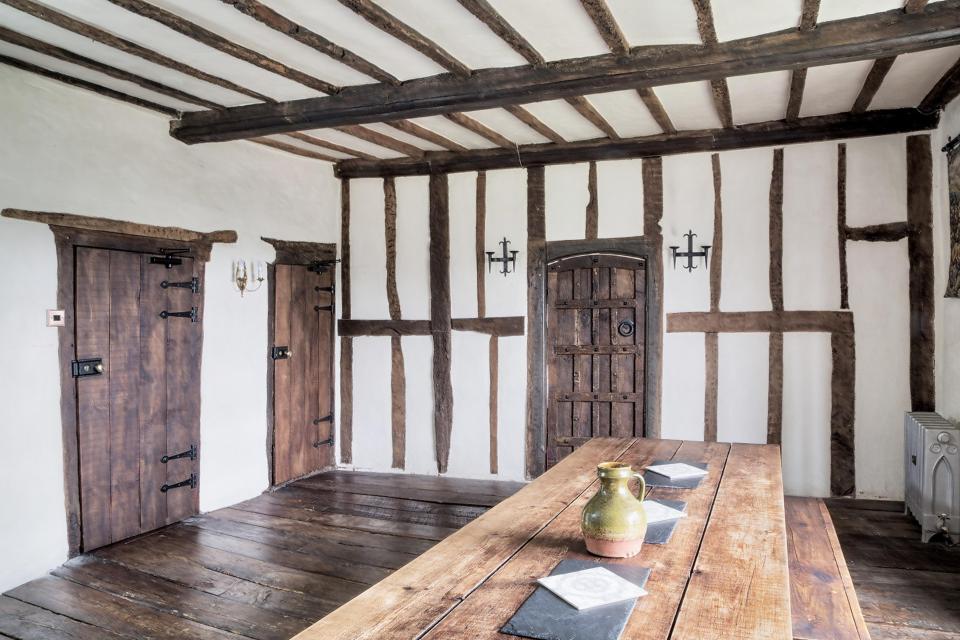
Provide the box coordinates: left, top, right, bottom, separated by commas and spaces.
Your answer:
47, 309, 65, 327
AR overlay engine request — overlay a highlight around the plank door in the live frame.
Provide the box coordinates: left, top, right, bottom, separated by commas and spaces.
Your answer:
272, 263, 335, 484
75, 247, 201, 551
545, 254, 646, 469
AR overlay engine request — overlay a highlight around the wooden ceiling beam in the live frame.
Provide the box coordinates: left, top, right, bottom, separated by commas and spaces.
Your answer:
0, 53, 178, 115
456, 0, 545, 64
105, 0, 337, 95
579, 0, 675, 133
459, 0, 619, 139
0, 0, 271, 102
444, 113, 514, 148
252, 138, 338, 161
505, 105, 566, 143
222, 0, 399, 85
334, 125, 426, 157
852, 56, 897, 112
0, 53, 328, 163
384, 120, 467, 152
336, 0, 470, 76
692, 0, 734, 128
334, 109, 938, 178
0, 25, 221, 109
919, 55, 960, 112
905, 0, 930, 13
786, 0, 820, 120
284, 132, 378, 160
171, 1, 960, 143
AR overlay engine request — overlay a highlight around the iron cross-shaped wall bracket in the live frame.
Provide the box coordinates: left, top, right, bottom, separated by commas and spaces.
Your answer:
669, 230, 711, 272
486, 237, 519, 276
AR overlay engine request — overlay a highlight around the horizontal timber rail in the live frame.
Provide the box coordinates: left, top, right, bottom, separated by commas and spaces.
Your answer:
169, 2, 960, 143
338, 317, 524, 337
666, 310, 854, 334
334, 110, 937, 178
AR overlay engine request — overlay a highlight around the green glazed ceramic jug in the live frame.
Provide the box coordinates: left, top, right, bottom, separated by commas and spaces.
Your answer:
581, 461, 647, 558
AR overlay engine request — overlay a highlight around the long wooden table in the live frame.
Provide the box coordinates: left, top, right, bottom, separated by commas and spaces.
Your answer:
294, 438, 791, 639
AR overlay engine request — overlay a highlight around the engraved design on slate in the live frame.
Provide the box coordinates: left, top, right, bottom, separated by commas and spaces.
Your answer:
502, 559, 650, 640
538, 567, 646, 610
645, 498, 687, 545
642, 460, 709, 489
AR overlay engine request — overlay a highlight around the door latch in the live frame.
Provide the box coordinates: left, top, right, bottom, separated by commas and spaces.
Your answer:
159, 307, 198, 322
71, 358, 104, 378
161, 473, 197, 492
161, 277, 200, 293
272, 346, 292, 360
161, 444, 196, 464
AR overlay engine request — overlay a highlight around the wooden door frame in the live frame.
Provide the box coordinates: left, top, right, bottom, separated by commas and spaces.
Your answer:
44, 221, 228, 556
527, 236, 663, 478
263, 238, 337, 487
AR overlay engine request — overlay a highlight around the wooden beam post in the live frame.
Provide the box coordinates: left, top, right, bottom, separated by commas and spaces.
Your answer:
907, 134, 935, 412
430, 174, 453, 474
339, 180, 353, 464
525, 166, 547, 479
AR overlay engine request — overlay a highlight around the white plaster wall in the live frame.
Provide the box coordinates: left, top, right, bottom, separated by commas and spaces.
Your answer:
717, 333, 769, 445
349, 179, 388, 319
395, 176, 431, 320
448, 331, 493, 478
782, 333, 833, 497
596, 159, 644, 239
935, 98, 960, 423
545, 163, 589, 241
349, 337, 393, 471
449, 172, 478, 319
402, 335, 437, 476
0, 66, 338, 591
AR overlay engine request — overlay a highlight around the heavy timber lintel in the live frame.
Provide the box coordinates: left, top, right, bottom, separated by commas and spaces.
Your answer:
334, 110, 938, 178
169, 1, 960, 144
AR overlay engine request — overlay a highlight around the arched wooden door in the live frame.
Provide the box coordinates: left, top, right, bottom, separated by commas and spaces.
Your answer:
545, 253, 647, 468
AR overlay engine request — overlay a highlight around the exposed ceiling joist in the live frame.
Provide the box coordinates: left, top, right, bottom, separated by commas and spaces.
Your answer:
852, 57, 897, 113
334, 109, 938, 178
920, 55, 960, 111
252, 137, 339, 161
0, 52, 178, 115
384, 120, 467, 152
443, 113, 514, 148
692, 0, 734, 128
285, 132, 378, 160
0, 24, 220, 108
105, 0, 336, 94
785, 0, 820, 120
334, 125, 425, 157
222, 0, 399, 85
0, 0, 271, 102
171, 1, 960, 144
504, 105, 566, 143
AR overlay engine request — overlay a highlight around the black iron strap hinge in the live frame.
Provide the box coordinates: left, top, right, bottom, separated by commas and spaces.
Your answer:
71, 358, 103, 378
313, 415, 333, 425
161, 277, 200, 294
307, 259, 340, 274
160, 473, 197, 493
313, 437, 334, 448
315, 285, 335, 293
159, 307, 198, 322
314, 305, 333, 312
161, 444, 196, 464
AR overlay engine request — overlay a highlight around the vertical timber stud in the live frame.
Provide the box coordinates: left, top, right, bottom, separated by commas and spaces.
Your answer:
430, 173, 453, 474
704, 153, 722, 442
642, 157, 664, 438
526, 166, 547, 479
831, 325, 856, 496
768, 149, 785, 446
838, 143, 850, 310
384, 178, 406, 469
585, 161, 599, 240
339, 179, 353, 464
907, 134, 936, 412
476, 171, 499, 474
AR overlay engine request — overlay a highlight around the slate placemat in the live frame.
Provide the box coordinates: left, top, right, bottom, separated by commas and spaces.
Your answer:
642, 461, 709, 489
645, 498, 687, 545
501, 559, 651, 640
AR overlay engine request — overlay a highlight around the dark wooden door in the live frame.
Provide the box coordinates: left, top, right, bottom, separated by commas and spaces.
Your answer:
545, 254, 646, 468
272, 263, 335, 484
75, 247, 202, 551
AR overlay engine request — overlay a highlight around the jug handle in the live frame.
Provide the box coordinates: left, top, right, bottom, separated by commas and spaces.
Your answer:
632, 472, 647, 501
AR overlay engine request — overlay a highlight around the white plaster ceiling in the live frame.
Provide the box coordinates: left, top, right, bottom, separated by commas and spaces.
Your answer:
871, 46, 960, 109
728, 70, 791, 124
800, 60, 875, 118
0, 0, 954, 164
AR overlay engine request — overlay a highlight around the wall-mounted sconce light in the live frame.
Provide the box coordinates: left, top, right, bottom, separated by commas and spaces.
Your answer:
233, 260, 265, 296
487, 237, 519, 276
669, 230, 711, 272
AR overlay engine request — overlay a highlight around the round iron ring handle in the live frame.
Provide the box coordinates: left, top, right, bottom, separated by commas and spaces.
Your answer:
617, 319, 635, 337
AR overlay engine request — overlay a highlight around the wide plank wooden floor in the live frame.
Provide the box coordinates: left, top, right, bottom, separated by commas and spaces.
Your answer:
826, 498, 960, 640
0, 471, 524, 640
